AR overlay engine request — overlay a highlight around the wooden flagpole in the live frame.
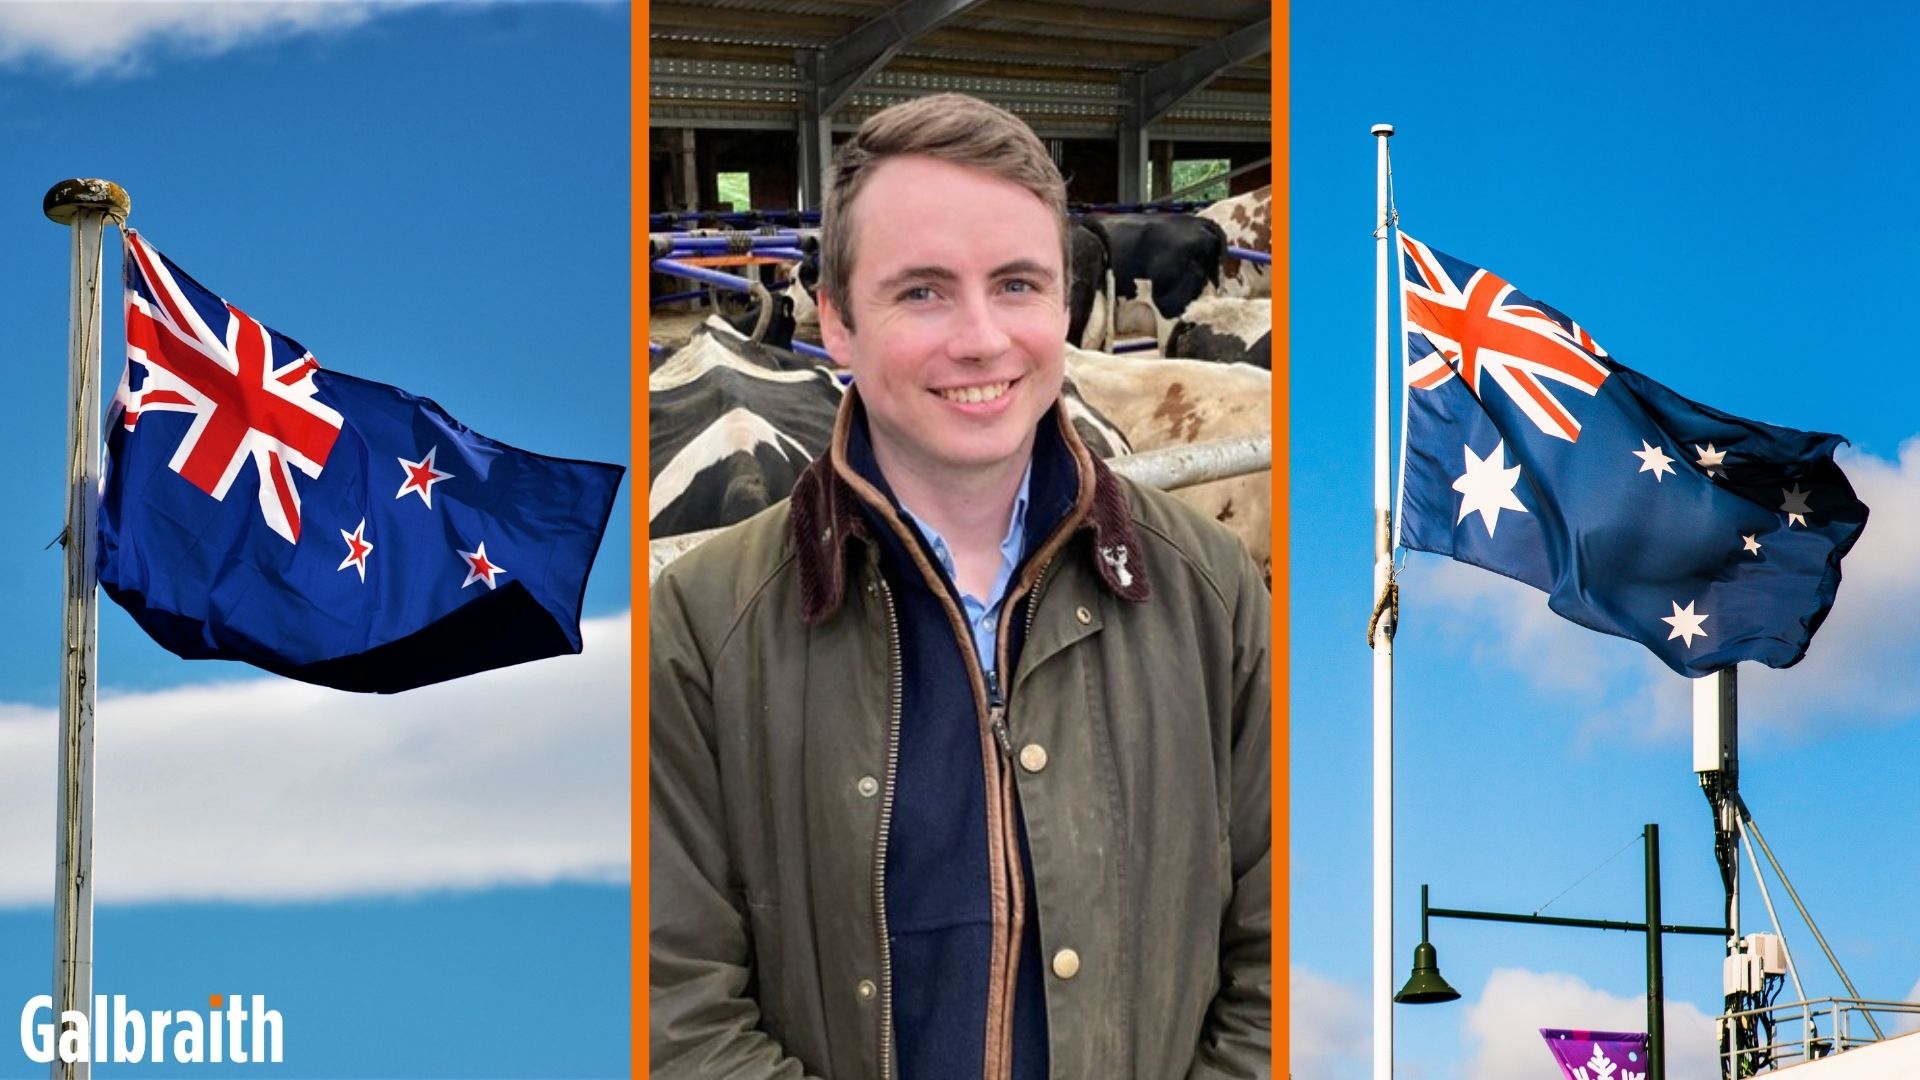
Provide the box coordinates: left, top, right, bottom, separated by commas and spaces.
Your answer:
43, 177, 128, 1080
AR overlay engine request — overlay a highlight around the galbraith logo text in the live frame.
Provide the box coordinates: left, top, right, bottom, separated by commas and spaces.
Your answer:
20, 994, 283, 1065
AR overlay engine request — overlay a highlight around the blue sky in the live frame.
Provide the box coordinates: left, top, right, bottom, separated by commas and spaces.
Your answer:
0, 3, 629, 1075
1291, 4, 1920, 1078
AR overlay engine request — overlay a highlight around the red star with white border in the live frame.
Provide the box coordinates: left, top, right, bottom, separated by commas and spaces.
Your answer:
337, 519, 373, 582
459, 541, 504, 590
396, 446, 454, 507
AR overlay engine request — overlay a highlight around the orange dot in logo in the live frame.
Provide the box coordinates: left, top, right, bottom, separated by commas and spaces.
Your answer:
209, 994, 223, 1008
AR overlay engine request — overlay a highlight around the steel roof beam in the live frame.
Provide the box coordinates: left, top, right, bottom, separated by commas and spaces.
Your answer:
819, 0, 992, 113
1138, 18, 1270, 123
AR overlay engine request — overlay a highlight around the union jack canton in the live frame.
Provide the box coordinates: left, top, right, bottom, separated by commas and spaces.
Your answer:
1395, 232, 1866, 676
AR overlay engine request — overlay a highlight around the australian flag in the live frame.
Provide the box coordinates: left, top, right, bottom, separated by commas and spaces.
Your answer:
100, 231, 624, 693
1396, 232, 1866, 676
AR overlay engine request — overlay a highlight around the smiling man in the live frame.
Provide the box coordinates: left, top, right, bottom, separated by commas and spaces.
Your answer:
651, 94, 1271, 1079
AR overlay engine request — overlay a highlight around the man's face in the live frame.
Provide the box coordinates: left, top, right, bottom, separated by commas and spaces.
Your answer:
820, 154, 1068, 491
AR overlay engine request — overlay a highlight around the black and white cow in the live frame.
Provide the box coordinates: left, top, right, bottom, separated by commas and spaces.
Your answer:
1166, 297, 1271, 369
1066, 219, 1112, 350
649, 325, 843, 537
713, 281, 797, 351
1089, 213, 1228, 350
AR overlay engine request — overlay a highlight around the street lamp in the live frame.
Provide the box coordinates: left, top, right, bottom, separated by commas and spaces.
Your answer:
1394, 886, 1460, 1004
1396, 824, 1731, 1080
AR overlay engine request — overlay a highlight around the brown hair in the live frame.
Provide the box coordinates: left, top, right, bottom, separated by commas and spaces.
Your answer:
819, 93, 1069, 331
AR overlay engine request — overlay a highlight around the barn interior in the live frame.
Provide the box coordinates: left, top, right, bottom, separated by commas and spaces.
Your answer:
646, 2, 1275, 573
648, 0, 1272, 213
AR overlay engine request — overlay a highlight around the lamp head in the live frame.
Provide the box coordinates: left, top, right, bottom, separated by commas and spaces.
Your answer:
1394, 940, 1461, 1004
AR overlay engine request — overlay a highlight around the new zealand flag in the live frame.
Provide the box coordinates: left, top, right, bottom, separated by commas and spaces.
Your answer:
100, 231, 623, 693
1397, 232, 1867, 677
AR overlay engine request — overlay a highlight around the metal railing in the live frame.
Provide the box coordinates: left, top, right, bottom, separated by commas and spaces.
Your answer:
1718, 997, 1920, 1073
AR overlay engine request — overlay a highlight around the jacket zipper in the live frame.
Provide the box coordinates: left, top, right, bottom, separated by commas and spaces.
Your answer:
987, 670, 1012, 757
873, 573, 904, 1080
976, 557, 1053, 1080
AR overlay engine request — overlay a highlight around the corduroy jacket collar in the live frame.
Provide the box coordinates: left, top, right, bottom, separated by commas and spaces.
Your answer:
789, 385, 1150, 625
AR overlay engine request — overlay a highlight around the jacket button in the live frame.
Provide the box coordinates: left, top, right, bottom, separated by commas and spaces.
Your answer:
1051, 948, 1081, 980
1018, 743, 1048, 773
1074, 606, 1092, 624
856, 775, 879, 798
857, 979, 876, 1000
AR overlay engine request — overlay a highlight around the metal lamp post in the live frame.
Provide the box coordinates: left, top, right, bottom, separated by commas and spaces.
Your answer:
1398, 824, 1732, 1080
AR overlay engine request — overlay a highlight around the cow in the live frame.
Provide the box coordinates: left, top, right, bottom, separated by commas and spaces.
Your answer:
1063, 347, 1271, 576
1166, 297, 1271, 370
713, 281, 797, 351
649, 324, 844, 537
1089, 213, 1228, 351
1067, 219, 1112, 350
1197, 185, 1272, 299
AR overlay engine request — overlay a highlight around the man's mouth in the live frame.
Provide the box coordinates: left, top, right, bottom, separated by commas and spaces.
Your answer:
937, 380, 1012, 405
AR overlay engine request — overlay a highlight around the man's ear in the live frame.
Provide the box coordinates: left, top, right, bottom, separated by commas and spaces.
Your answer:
819, 290, 851, 359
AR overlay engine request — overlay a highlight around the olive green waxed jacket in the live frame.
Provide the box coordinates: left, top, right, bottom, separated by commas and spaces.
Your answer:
650, 396, 1271, 1079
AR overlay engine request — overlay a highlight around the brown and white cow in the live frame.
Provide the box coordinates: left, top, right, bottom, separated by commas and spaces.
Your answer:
1197, 185, 1271, 299
1064, 347, 1271, 577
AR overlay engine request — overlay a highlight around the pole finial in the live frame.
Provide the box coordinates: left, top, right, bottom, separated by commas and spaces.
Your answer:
1371, 123, 1395, 137
44, 178, 130, 226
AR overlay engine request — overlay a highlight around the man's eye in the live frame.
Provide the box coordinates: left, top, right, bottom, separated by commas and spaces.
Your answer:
898, 285, 936, 302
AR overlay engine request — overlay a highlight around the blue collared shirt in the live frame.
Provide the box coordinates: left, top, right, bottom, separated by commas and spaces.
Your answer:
901, 462, 1033, 693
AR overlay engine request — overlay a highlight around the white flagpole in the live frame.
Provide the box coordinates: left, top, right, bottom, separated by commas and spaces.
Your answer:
43, 178, 128, 1080
1370, 123, 1397, 1080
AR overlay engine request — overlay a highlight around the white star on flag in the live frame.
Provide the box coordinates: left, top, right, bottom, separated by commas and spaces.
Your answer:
1694, 443, 1727, 476
1453, 440, 1527, 538
459, 541, 505, 590
1633, 440, 1676, 481
1663, 600, 1709, 647
397, 446, 455, 508
1742, 534, 1762, 555
1781, 484, 1812, 527
337, 519, 373, 582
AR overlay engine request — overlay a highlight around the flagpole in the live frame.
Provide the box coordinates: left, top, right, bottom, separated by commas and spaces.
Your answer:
1370, 122, 1397, 1080
43, 178, 127, 1080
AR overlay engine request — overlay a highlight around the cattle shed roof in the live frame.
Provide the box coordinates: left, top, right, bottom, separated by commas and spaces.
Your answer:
649, 0, 1272, 145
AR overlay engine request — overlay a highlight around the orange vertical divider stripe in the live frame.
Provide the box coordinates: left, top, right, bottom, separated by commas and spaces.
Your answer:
632, 0, 650, 1076
1270, 1, 1290, 1076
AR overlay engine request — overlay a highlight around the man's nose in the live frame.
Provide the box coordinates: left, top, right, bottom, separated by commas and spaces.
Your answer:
947, 291, 1013, 360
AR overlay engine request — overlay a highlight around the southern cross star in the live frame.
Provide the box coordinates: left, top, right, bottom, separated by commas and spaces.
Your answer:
459, 541, 505, 590
1453, 440, 1527, 538
1694, 443, 1727, 477
1663, 600, 1709, 647
1741, 534, 1762, 555
397, 446, 455, 508
1781, 484, 1812, 527
337, 519, 373, 582
1633, 440, 1676, 481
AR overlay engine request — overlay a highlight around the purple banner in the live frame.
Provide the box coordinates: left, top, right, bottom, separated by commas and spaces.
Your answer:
1541, 1028, 1650, 1080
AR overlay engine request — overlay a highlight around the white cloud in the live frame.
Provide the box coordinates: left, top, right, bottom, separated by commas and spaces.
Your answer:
1731, 442, 1920, 737
1894, 976, 1920, 1036
1408, 439, 1920, 745
1462, 968, 1718, 1080
0, 2, 389, 77
0, 612, 629, 906
1290, 964, 1370, 1080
